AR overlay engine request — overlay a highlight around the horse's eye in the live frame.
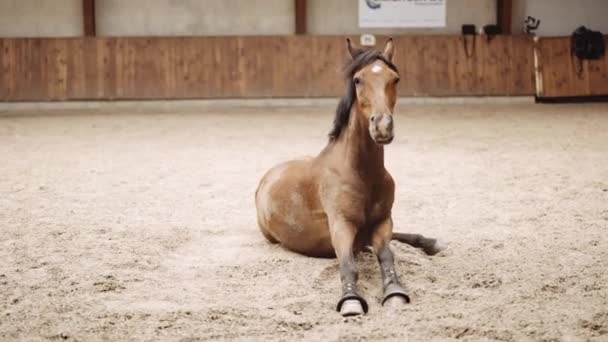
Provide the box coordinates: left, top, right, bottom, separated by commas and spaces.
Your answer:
354, 77, 361, 85
394, 78, 400, 84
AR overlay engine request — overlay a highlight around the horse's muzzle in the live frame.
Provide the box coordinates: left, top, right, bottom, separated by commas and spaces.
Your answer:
370, 113, 394, 144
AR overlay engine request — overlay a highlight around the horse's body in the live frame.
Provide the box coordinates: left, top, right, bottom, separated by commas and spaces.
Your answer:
255, 39, 442, 316
256, 143, 394, 258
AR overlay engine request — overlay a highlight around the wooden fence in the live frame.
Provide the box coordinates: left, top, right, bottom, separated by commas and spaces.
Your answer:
0, 35, 536, 101
537, 36, 608, 98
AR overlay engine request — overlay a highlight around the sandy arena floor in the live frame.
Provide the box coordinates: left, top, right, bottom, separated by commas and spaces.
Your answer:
1, 103, 607, 341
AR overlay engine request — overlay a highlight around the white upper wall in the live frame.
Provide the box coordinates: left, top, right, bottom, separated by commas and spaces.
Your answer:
96, 0, 295, 36
307, 0, 496, 34
1, 0, 607, 38
512, 0, 608, 36
0, 0, 83, 37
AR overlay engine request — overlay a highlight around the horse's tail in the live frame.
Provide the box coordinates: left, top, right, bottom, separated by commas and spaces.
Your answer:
391, 233, 445, 256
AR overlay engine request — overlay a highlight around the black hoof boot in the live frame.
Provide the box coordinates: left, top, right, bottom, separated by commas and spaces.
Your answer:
382, 283, 410, 306
337, 291, 369, 316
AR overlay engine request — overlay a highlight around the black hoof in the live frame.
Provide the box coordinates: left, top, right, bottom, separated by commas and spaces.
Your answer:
382, 283, 410, 305
337, 292, 369, 315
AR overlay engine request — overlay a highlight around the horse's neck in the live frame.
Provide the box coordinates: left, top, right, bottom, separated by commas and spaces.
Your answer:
335, 105, 385, 176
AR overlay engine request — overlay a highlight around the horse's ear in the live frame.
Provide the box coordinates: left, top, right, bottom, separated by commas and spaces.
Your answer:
346, 38, 356, 59
383, 37, 395, 62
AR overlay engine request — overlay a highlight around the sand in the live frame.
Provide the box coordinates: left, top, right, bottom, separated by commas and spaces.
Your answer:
1, 103, 607, 341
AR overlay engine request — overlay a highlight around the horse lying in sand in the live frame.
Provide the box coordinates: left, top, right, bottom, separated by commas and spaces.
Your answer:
255, 38, 443, 316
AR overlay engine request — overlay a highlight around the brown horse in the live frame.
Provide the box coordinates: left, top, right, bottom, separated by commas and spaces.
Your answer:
255, 38, 443, 316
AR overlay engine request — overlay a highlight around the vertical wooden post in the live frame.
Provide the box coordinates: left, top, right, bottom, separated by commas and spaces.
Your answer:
497, 0, 512, 34
83, 0, 96, 36
295, 0, 307, 35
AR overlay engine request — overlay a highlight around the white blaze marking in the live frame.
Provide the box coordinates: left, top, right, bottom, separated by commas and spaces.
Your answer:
371, 65, 383, 73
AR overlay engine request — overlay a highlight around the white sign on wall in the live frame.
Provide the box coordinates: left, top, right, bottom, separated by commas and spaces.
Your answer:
359, 0, 446, 28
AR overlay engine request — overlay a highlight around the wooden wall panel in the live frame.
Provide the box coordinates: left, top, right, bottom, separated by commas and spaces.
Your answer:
587, 42, 608, 96
510, 35, 536, 93
47, 39, 68, 100
306, 37, 344, 97
0, 35, 535, 101
66, 38, 86, 99
173, 37, 241, 99
0, 39, 4, 100
391, 35, 534, 96
448, 36, 476, 95
97, 38, 117, 99
477, 37, 506, 95
539, 36, 608, 98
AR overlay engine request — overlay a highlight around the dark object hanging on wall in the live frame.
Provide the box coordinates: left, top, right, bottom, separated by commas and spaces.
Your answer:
483, 25, 502, 42
462, 24, 476, 35
571, 26, 605, 60
571, 26, 605, 77
461, 24, 476, 58
524, 16, 540, 34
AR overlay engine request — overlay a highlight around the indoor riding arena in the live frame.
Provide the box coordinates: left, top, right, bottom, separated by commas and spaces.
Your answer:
1, 1, 608, 341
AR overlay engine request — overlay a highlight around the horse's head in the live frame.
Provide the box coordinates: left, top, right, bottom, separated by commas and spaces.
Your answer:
347, 38, 399, 145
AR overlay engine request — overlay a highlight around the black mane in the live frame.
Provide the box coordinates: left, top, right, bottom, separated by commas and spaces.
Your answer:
328, 48, 398, 141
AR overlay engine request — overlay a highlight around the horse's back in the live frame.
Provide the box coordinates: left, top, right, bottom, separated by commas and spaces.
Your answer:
255, 157, 333, 257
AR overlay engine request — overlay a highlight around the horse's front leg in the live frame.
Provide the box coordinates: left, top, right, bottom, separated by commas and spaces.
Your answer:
331, 219, 368, 316
371, 217, 410, 307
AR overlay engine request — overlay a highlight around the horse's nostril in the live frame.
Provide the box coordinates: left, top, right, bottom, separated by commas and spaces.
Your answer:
387, 117, 394, 130
370, 115, 376, 122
